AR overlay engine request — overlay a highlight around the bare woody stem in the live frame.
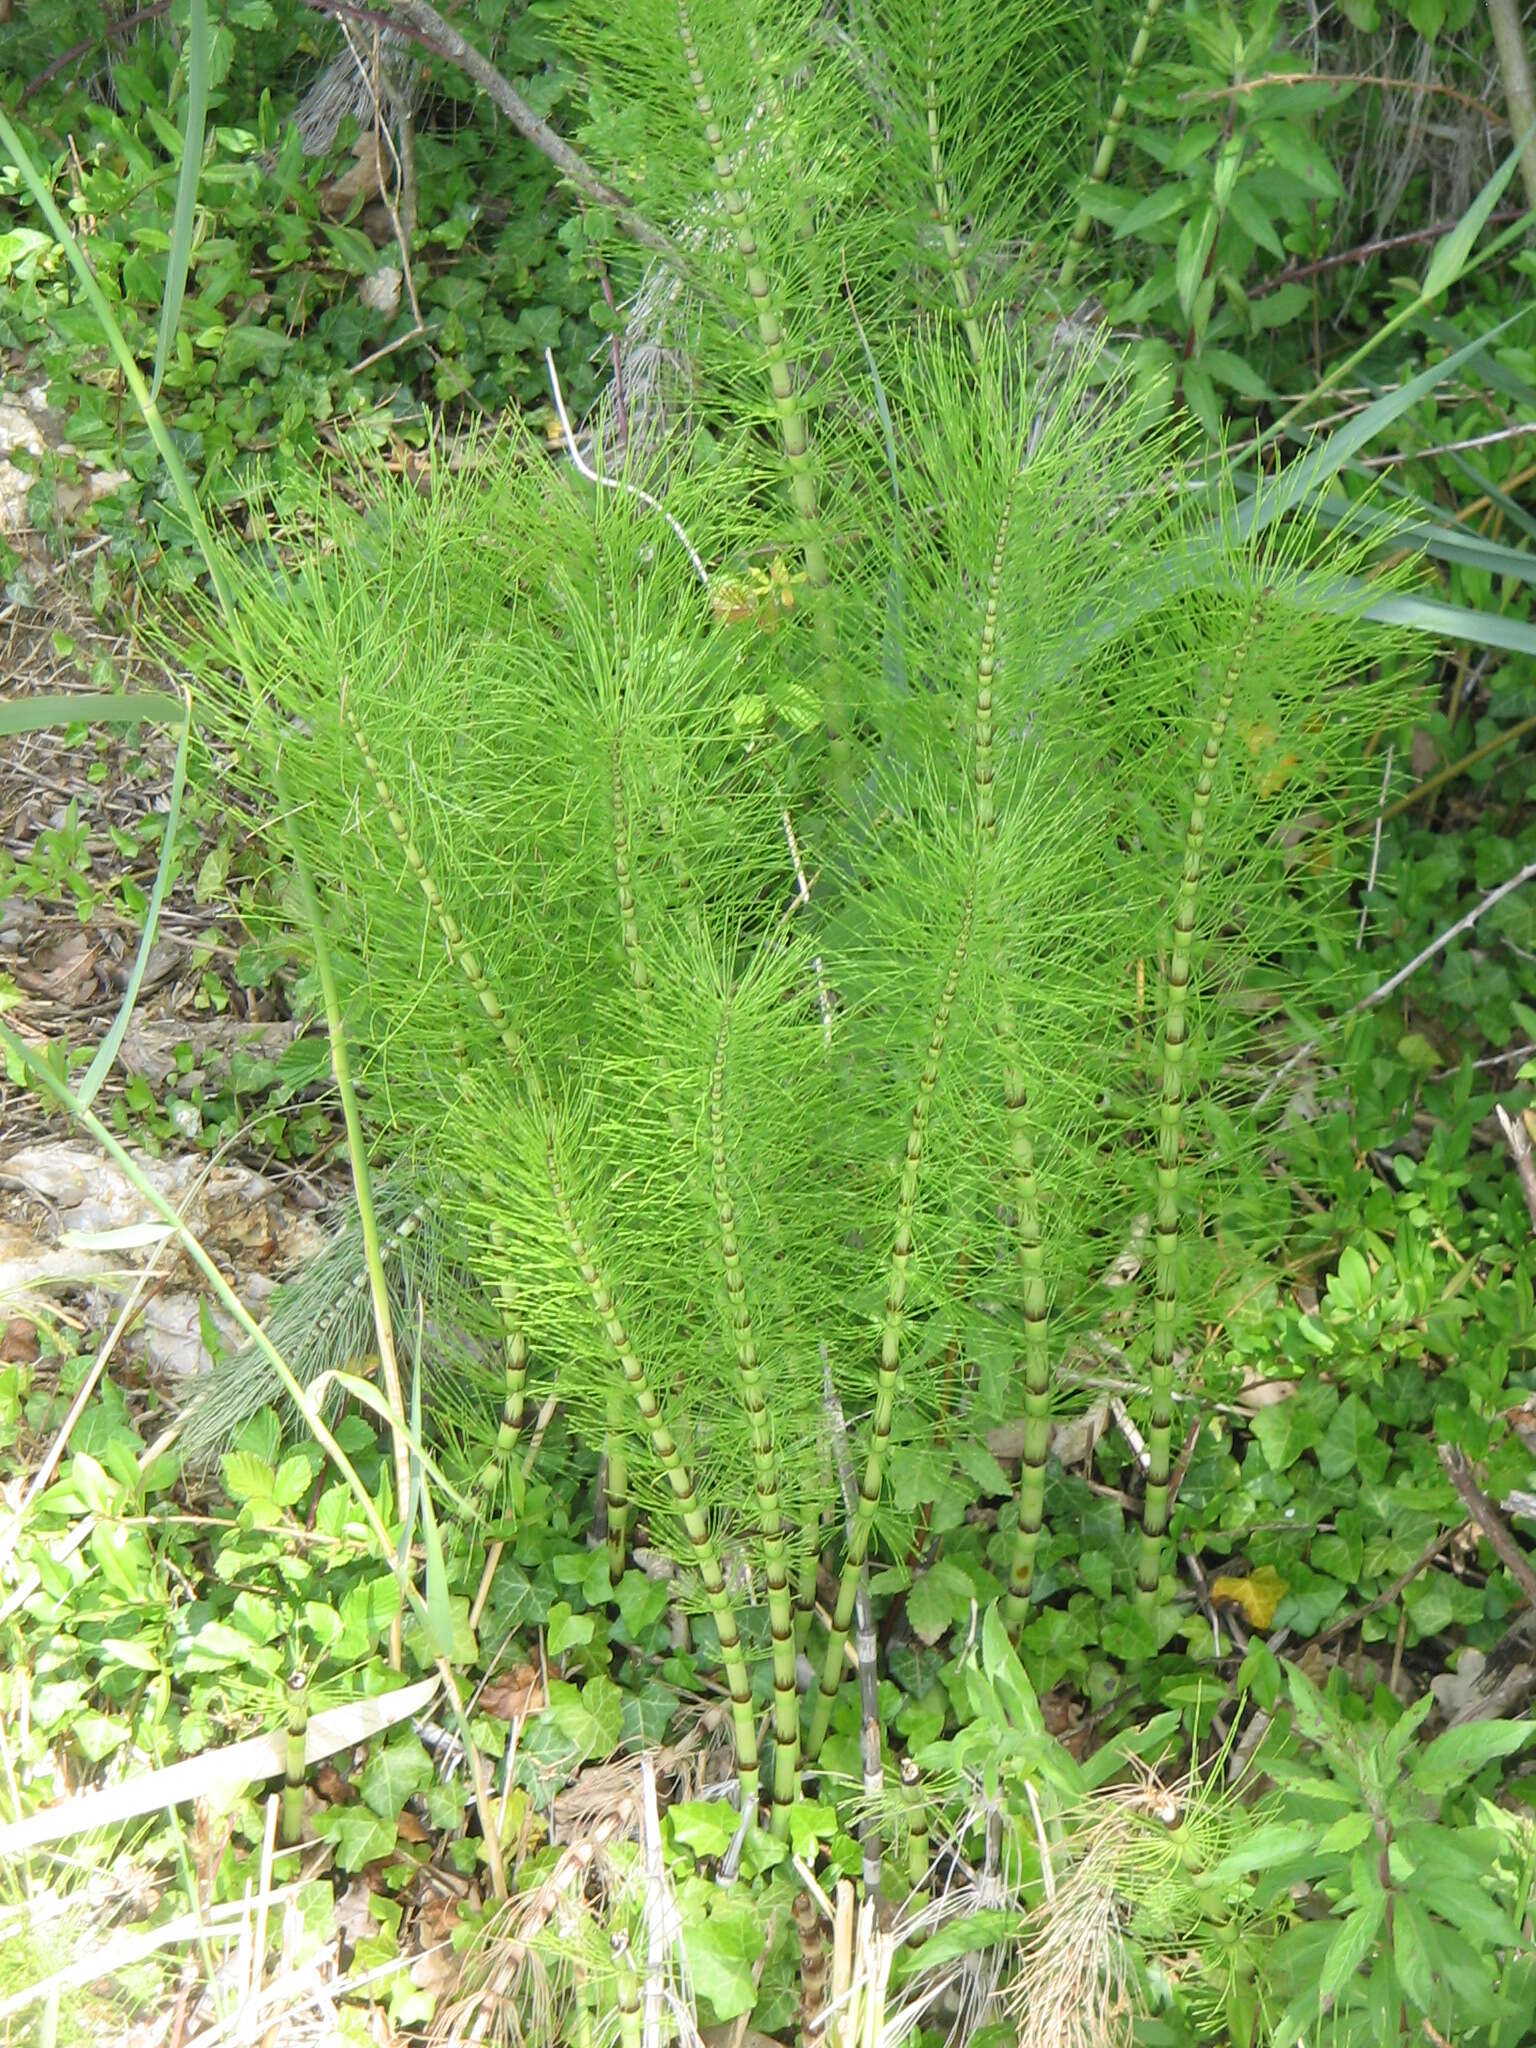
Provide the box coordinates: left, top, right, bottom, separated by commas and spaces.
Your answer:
544, 1128, 761, 1814
710, 999, 800, 1835
1136, 597, 1264, 1607
805, 889, 976, 1763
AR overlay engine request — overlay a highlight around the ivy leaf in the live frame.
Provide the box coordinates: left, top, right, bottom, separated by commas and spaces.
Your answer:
360, 1735, 435, 1820
315, 1804, 397, 1872
1209, 1565, 1287, 1630
668, 1801, 741, 1860
1318, 1394, 1379, 1480
680, 1890, 764, 2021
907, 1558, 974, 1645
547, 1601, 597, 1655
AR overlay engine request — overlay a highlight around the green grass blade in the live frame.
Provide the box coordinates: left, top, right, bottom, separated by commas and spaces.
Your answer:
78, 694, 192, 1112
150, 0, 208, 407
1420, 129, 1535, 301
0, 691, 184, 736
1232, 315, 1522, 541
1358, 588, 1536, 657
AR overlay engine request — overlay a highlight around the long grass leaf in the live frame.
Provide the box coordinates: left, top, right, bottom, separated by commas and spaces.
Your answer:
1359, 588, 1536, 656
1231, 315, 1521, 539
1421, 130, 1535, 300
78, 694, 192, 1111
150, 0, 208, 406
0, 690, 184, 736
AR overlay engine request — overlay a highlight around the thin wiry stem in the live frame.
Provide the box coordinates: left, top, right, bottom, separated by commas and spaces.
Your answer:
806, 888, 976, 1763
544, 1126, 761, 1815
710, 996, 800, 1834
1136, 596, 1265, 1607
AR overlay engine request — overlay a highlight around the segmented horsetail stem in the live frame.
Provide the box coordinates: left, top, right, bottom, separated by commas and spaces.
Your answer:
480, 1215, 529, 1504
972, 482, 1016, 837
711, 999, 800, 1834
610, 735, 648, 998
1000, 1011, 1051, 1633
543, 1126, 761, 1815
1059, 0, 1167, 293
343, 701, 534, 1502
343, 702, 527, 1071
1136, 595, 1265, 1607
611, 1931, 641, 2048
805, 889, 976, 1763
283, 1668, 307, 1848
900, 1756, 929, 1892
925, 8, 984, 363
673, 0, 845, 752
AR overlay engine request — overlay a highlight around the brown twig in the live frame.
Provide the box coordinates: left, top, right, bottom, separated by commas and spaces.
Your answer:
18, 0, 173, 102
1438, 1444, 1536, 1610
1496, 1102, 1536, 1234
1248, 209, 1524, 297
294, 0, 684, 264
1312, 1522, 1467, 1649
1186, 71, 1505, 123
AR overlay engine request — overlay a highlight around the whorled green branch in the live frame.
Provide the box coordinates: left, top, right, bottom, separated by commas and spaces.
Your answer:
1136, 594, 1266, 1608
805, 886, 976, 1763
543, 1125, 762, 1814
709, 994, 799, 1834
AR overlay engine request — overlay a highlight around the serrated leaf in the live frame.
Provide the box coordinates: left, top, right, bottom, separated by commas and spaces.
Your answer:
1428, 1877, 1521, 1948
1319, 1897, 1385, 2000
1206, 1819, 1320, 1884
1411, 1719, 1533, 1797
220, 1450, 277, 1502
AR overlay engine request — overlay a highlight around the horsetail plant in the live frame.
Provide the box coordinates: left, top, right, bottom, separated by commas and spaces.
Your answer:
170, 0, 1425, 1878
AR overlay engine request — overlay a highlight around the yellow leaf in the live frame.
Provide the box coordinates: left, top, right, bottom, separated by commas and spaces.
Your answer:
1209, 1564, 1287, 1629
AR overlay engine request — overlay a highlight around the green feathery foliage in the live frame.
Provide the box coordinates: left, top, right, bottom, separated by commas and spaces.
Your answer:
179, 0, 1420, 1820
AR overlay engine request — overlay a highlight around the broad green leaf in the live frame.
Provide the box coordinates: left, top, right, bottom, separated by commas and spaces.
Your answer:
1422, 130, 1536, 302
151, 0, 209, 404
1318, 1395, 1379, 1481
1393, 1894, 1437, 2011
1206, 1819, 1319, 1884
1429, 1877, 1521, 1948
680, 1890, 763, 2021
668, 1800, 741, 1859
908, 1557, 973, 1645
1411, 1719, 1533, 1797
220, 1450, 277, 1502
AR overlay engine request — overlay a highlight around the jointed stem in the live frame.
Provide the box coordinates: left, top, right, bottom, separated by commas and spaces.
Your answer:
710, 998, 800, 1834
1136, 597, 1265, 1607
545, 1128, 761, 1815
342, 702, 534, 1508
1058, 0, 1166, 295
674, 0, 845, 752
805, 890, 976, 1763
925, 12, 985, 362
